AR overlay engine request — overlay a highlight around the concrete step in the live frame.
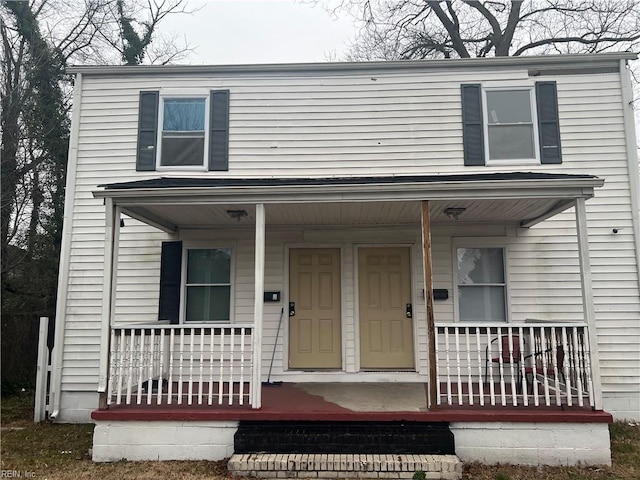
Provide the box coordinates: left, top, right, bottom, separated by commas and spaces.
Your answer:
228, 453, 462, 479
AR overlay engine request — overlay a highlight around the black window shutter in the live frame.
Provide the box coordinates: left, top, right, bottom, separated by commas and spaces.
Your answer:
158, 241, 182, 324
209, 90, 230, 171
136, 91, 159, 171
536, 81, 562, 164
461, 84, 485, 166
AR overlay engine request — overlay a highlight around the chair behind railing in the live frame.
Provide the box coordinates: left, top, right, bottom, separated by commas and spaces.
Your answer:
435, 323, 594, 408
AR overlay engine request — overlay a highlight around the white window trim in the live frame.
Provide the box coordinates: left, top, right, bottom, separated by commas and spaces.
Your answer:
179, 243, 236, 324
156, 93, 210, 171
481, 85, 540, 166
452, 237, 511, 323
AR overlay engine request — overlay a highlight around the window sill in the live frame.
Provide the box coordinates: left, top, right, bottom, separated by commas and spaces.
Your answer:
485, 159, 540, 167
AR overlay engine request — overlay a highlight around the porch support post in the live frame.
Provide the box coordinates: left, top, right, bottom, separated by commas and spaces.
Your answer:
252, 203, 266, 409
98, 198, 120, 409
421, 201, 437, 408
575, 197, 603, 410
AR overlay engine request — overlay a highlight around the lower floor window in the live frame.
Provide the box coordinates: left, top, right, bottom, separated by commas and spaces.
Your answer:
185, 248, 231, 322
457, 247, 506, 322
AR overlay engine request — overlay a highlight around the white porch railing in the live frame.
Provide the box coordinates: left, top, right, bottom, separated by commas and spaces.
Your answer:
107, 325, 253, 407
435, 323, 595, 408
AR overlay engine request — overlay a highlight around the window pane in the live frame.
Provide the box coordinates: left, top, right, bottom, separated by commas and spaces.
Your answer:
458, 286, 506, 322
187, 249, 231, 284
458, 248, 504, 284
488, 124, 535, 160
161, 134, 204, 166
163, 98, 205, 131
486, 90, 531, 124
186, 286, 231, 321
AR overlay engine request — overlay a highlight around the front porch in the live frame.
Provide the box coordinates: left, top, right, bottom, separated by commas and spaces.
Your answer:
92, 173, 608, 423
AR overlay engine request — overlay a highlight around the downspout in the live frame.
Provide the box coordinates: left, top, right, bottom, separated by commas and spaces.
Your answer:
619, 59, 640, 292
49, 73, 83, 419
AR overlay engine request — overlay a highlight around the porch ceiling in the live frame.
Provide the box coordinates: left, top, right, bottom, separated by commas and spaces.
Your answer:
122, 198, 562, 229
95, 173, 603, 232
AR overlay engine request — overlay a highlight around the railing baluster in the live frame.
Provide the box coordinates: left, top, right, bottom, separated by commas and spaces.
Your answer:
550, 327, 561, 406
454, 327, 463, 406
107, 329, 117, 406
167, 329, 175, 404
486, 327, 495, 406
497, 327, 507, 407
188, 328, 195, 405
146, 329, 154, 405
125, 330, 135, 404
443, 327, 452, 406
561, 327, 572, 406
435, 326, 441, 405
507, 327, 517, 407
158, 329, 165, 405
176, 329, 184, 404
229, 327, 235, 405
239, 327, 245, 405
248, 329, 252, 404
208, 328, 215, 405
474, 328, 484, 406
571, 327, 584, 407
517, 327, 528, 407
529, 326, 539, 407
464, 328, 473, 406
218, 328, 225, 405
198, 327, 205, 405
136, 329, 145, 405
541, 328, 551, 406
116, 331, 126, 405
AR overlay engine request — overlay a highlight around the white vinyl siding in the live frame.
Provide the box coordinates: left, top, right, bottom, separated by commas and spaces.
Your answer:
58, 65, 639, 419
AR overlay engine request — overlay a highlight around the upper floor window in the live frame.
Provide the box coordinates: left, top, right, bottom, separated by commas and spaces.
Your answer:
461, 82, 562, 167
160, 97, 208, 167
136, 90, 229, 172
484, 88, 536, 162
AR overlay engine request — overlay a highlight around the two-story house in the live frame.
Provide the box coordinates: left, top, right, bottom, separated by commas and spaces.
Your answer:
50, 52, 639, 472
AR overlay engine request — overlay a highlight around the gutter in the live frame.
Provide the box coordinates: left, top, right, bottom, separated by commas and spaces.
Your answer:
619, 59, 640, 294
67, 52, 637, 77
49, 73, 83, 420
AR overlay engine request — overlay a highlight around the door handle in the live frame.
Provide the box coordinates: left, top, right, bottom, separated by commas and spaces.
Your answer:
406, 303, 413, 318
289, 302, 296, 317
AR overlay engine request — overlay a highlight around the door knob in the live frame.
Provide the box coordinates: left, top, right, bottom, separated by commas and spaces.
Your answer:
406, 303, 413, 318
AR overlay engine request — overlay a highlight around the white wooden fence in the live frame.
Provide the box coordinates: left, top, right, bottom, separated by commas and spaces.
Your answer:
107, 325, 253, 407
34, 317, 53, 422
435, 323, 595, 408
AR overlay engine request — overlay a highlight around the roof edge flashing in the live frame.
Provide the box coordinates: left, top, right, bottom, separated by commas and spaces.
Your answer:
68, 52, 637, 76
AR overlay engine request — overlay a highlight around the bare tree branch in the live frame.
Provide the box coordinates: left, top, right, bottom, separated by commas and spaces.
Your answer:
335, 0, 640, 60
426, 1, 470, 57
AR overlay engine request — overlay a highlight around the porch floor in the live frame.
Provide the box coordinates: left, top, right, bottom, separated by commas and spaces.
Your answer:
93, 382, 611, 423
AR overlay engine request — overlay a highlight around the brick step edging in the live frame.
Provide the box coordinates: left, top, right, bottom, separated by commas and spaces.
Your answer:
228, 453, 462, 479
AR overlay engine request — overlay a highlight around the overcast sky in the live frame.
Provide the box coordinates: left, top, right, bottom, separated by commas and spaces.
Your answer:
162, 0, 359, 65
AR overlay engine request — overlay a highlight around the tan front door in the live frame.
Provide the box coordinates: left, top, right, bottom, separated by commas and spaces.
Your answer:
289, 248, 342, 369
359, 247, 414, 369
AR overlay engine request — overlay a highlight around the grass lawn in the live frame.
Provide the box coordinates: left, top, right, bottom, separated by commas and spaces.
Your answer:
1, 392, 638, 480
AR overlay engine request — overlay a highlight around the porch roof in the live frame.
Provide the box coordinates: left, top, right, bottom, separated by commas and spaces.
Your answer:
93, 172, 603, 233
